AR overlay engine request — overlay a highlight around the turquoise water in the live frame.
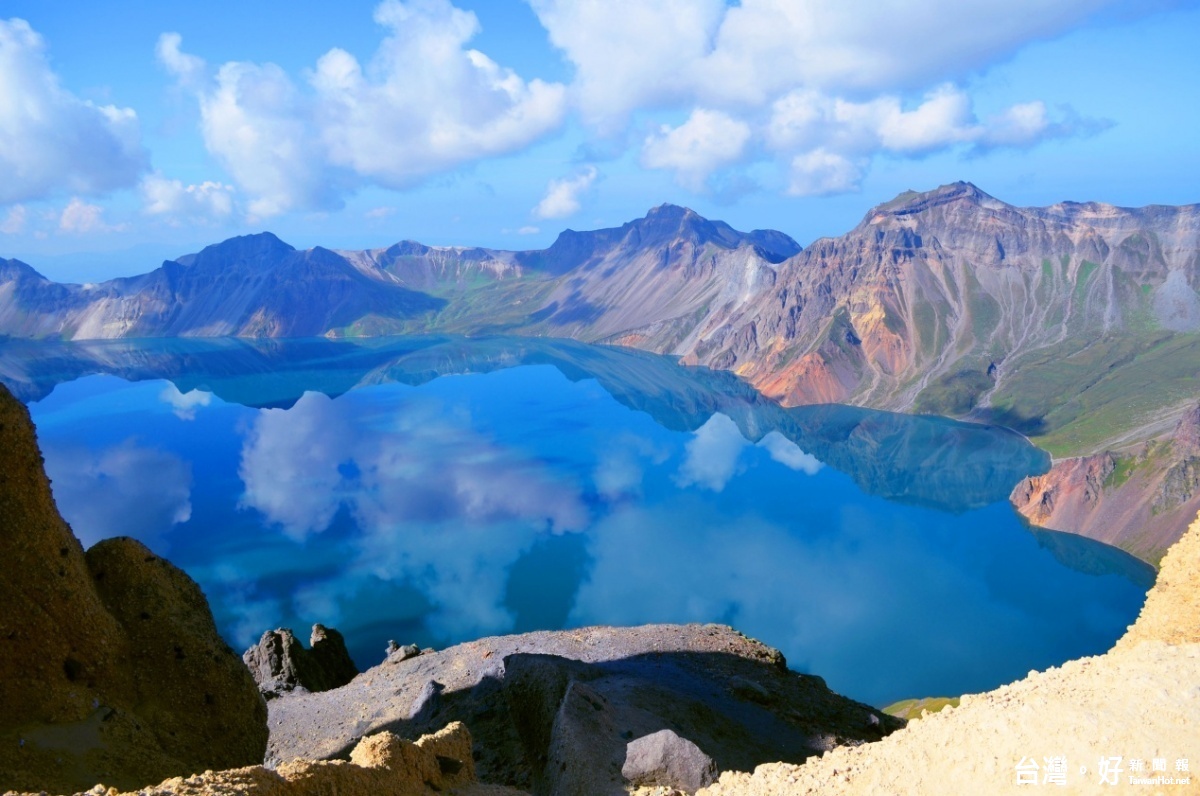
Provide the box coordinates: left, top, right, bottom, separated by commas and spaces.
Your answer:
4, 336, 1151, 707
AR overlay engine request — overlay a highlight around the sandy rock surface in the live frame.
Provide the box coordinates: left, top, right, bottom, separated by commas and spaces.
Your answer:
6, 722, 528, 796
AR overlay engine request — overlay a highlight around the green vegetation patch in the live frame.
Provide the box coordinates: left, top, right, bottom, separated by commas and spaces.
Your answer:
882, 696, 961, 720
1104, 454, 1140, 490
420, 276, 557, 335
963, 266, 1000, 343
1071, 259, 1099, 308
1041, 258, 1055, 284
987, 332, 1200, 456
912, 296, 947, 360
915, 367, 993, 416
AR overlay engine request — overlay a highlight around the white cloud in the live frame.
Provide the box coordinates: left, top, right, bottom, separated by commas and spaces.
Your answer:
1, 205, 26, 234
232, 386, 590, 641
972, 101, 1108, 151
641, 109, 751, 191
365, 205, 397, 219
534, 0, 1122, 117
532, 0, 1117, 195
159, 383, 214, 420
674, 412, 748, 492
529, 0, 726, 130
763, 85, 1096, 194
238, 389, 588, 541
158, 0, 567, 217
141, 172, 235, 223
239, 391, 353, 540
517, 225, 540, 235
756, 431, 823, 474
533, 165, 597, 219
786, 150, 865, 197
0, 18, 144, 204
593, 433, 669, 499
42, 439, 192, 550
155, 32, 204, 88
58, 197, 123, 234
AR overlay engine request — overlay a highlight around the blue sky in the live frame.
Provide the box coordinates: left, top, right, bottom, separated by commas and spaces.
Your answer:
2, 0, 1198, 281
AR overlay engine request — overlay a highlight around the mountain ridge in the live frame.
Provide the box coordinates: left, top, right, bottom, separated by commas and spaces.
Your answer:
2, 184, 1198, 560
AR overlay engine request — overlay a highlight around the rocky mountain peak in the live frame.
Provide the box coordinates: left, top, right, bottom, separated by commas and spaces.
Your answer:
176, 231, 296, 270
528, 206, 799, 274
0, 257, 47, 282
863, 181, 1006, 227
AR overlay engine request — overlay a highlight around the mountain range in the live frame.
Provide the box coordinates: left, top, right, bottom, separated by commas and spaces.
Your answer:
2, 183, 1197, 562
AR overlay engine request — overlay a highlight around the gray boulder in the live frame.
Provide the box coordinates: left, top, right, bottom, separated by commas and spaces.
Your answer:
243, 623, 358, 699
622, 729, 718, 793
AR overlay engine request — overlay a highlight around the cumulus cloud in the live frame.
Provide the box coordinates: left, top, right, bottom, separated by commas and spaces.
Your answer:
239, 390, 588, 541
239, 391, 353, 540
593, 433, 669, 499
1, 205, 26, 234
0, 18, 145, 204
757, 431, 823, 474
529, 0, 726, 130
233, 387, 590, 642
141, 172, 235, 223
534, 0, 1124, 116
41, 439, 192, 550
533, 165, 597, 219
531, 0, 1118, 195
762, 85, 1098, 194
159, 383, 214, 420
675, 413, 749, 492
58, 197, 124, 234
641, 109, 751, 191
158, 0, 567, 216
365, 205, 397, 219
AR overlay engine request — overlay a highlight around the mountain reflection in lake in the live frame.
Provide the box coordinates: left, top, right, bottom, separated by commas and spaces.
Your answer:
4, 336, 1151, 707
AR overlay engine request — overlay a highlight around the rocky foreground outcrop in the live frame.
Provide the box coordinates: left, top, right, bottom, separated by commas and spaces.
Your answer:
0, 383, 268, 793
695, 511, 1200, 795
266, 624, 899, 794
67, 722, 524, 796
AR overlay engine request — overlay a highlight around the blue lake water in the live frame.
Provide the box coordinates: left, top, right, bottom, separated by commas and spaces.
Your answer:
1, 336, 1152, 707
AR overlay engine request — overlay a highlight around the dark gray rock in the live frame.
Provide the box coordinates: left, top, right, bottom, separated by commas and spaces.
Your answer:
547, 681, 627, 796
411, 680, 444, 724
622, 729, 718, 793
385, 640, 422, 663
310, 624, 359, 686
243, 623, 358, 699
729, 675, 772, 704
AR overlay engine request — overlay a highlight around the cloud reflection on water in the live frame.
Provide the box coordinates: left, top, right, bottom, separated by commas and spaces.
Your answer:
234, 386, 592, 642
42, 438, 192, 549
159, 383, 214, 420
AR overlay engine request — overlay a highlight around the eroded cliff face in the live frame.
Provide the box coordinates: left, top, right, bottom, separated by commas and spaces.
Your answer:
0, 384, 268, 794
674, 183, 1200, 415
1011, 405, 1200, 563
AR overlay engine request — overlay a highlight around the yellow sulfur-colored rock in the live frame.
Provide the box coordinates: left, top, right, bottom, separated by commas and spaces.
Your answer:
1116, 512, 1200, 649
23, 722, 528, 796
